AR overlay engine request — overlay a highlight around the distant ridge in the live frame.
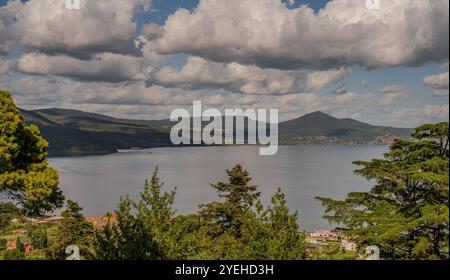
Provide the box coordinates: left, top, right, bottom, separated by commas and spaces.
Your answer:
279, 111, 411, 141
20, 108, 412, 156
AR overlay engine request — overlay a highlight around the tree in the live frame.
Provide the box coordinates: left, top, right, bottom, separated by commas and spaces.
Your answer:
94, 196, 164, 260
2, 249, 25, 260
47, 200, 94, 260
317, 122, 449, 259
0, 202, 18, 232
199, 164, 261, 237
29, 226, 48, 250
95, 167, 173, 260
0, 90, 64, 217
0, 238, 7, 251
136, 167, 177, 253
15, 236, 24, 252
198, 164, 305, 260
263, 188, 306, 260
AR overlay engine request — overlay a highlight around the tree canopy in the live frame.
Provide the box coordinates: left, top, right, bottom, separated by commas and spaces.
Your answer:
317, 122, 449, 259
0, 90, 64, 217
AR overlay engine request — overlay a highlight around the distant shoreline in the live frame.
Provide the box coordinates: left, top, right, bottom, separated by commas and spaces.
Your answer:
47, 142, 392, 158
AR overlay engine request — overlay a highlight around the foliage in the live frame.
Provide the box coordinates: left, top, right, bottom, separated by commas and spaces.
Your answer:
0, 238, 7, 251
0, 202, 18, 232
95, 168, 173, 260
2, 249, 25, 260
0, 90, 64, 217
199, 164, 260, 238
15, 237, 24, 252
93, 165, 306, 260
94, 197, 164, 260
29, 226, 48, 250
198, 165, 305, 260
46, 200, 94, 260
317, 122, 449, 259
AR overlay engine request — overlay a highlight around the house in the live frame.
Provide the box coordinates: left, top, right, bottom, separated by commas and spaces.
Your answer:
341, 239, 357, 252
86, 216, 104, 229
86, 214, 118, 229
308, 230, 339, 240
6, 240, 31, 253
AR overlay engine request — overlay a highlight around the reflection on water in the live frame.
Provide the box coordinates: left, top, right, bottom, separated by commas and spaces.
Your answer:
49, 145, 387, 230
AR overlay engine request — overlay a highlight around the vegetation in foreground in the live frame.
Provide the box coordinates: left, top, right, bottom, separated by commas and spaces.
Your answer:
1, 89, 448, 260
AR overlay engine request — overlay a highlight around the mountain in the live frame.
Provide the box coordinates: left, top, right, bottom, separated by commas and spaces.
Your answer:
279, 111, 412, 142
20, 108, 412, 156
20, 108, 173, 156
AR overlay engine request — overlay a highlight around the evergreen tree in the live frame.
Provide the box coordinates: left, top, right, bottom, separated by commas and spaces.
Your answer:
29, 226, 48, 250
136, 167, 177, 252
15, 236, 24, 252
0, 90, 64, 217
47, 200, 94, 259
94, 196, 164, 260
317, 122, 449, 259
199, 164, 260, 237
263, 188, 305, 260
95, 168, 173, 260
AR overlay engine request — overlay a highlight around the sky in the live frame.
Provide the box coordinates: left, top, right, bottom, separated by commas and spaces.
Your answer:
0, 0, 448, 127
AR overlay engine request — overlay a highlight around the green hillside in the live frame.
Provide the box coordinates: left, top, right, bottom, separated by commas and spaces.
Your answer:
20, 108, 173, 156
279, 111, 412, 142
20, 108, 412, 156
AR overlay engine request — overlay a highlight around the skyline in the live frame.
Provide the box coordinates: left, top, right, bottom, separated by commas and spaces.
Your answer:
0, 0, 449, 127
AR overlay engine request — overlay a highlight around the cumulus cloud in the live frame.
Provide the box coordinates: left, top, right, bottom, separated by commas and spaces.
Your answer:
330, 83, 347, 95
390, 105, 449, 124
381, 85, 405, 95
424, 71, 449, 97
156, 0, 449, 70
0, 0, 22, 54
0, 58, 17, 74
304, 67, 351, 92
141, 23, 164, 41
146, 56, 302, 95
379, 85, 408, 106
8, 0, 151, 58
17, 52, 152, 82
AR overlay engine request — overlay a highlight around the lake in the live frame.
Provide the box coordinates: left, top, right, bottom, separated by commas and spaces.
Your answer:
49, 145, 387, 230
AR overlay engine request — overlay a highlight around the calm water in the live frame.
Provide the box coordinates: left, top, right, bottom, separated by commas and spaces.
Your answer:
49, 145, 387, 230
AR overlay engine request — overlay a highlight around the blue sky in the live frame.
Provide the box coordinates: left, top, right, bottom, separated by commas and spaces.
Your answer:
0, 0, 448, 127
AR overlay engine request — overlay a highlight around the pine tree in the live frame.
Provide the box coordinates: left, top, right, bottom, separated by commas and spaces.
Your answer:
15, 236, 24, 252
95, 167, 173, 260
199, 164, 261, 237
317, 122, 449, 259
94, 196, 164, 260
47, 200, 94, 259
0, 90, 64, 217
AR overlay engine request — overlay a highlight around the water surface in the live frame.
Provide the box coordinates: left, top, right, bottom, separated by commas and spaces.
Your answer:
49, 145, 387, 230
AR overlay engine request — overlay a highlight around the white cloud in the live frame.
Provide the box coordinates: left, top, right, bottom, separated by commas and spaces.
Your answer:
0, 58, 17, 74
304, 67, 351, 92
156, 0, 449, 69
9, 0, 151, 57
424, 71, 449, 97
17, 52, 152, 82
147, 56, 302, 95
390, 105, 449, 124
379, 85, 408, 106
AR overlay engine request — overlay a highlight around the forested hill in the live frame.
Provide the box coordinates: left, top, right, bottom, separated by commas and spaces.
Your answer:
20, 108, 412, 156
20, 108, 173, 156
279, 111, 412, 142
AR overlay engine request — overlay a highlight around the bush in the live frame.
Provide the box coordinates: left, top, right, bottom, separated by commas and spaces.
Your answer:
29, 227, 48, 250
0, 238, 7, 251
3, 249, 25, 260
